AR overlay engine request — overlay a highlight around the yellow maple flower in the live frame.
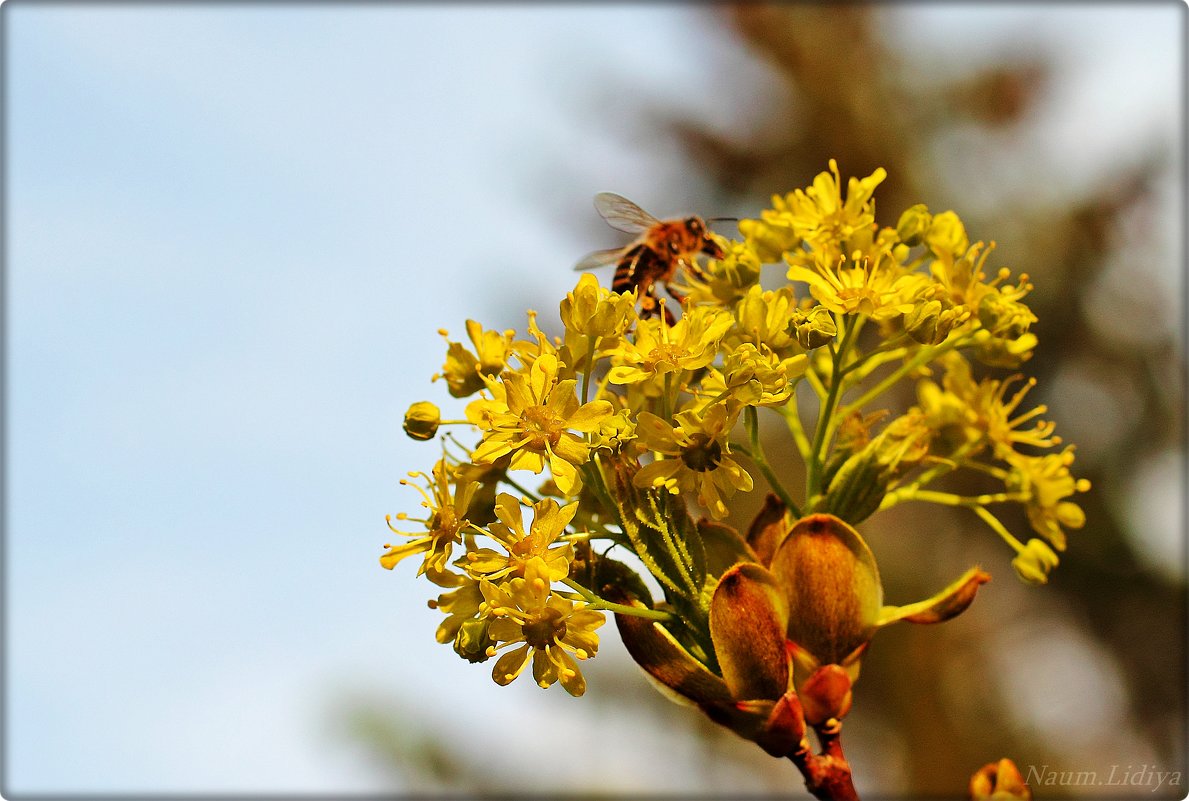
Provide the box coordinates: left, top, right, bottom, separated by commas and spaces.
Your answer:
633, 403, 752, 519
462, 493, 577, 583
606, 306, 733, 385
480, 557, 604, 696
469, 353, 613, 494
381, 460, 476, 579
781, 159, 887, 254
787, 235, 914, 321
437, 320, 517, 398
1007, 448, 1091, 551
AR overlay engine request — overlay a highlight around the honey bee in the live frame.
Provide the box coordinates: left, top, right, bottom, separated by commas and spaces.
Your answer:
575, 192, 726, 324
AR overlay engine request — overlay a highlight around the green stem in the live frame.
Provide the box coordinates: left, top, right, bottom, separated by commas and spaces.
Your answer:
839, 345, 909, 388
807, 315, 857, 497
744, 406, 801, 517
838, 333, 971, 418
838, 336, 909, 379
502, 475, 542, 503
582, 335, 597, 404
883, 441, 980, 499
562, 578, 674, 621
892, 488, 1027, 508
804, 360, 828, 400
972, 506, 1028, 553
661, 372, 674, 421
775, 385, 813, 462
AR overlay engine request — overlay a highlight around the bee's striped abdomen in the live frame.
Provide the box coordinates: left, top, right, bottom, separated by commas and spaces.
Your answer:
612, 244, 648, 294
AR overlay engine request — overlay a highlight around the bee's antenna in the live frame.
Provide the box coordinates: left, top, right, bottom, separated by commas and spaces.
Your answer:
705, 216, 739, 224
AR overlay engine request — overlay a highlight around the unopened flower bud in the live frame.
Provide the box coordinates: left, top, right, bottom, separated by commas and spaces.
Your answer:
978, 292, 1036, 339
904, 296, 967, 345
896, 203, 933, 246
799, 664, 854, 726
791, 306, 837, 350
453, 618, 494, 663
1012, 538, 1059, 585
739, 218, 800, 264
560, 273, 636, 338
403, 401, 441, 441
974, 332, 1037, 368
925, 210, 969, 259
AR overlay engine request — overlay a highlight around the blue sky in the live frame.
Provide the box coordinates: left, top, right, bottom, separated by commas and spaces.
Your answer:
4, 3, 1182, 795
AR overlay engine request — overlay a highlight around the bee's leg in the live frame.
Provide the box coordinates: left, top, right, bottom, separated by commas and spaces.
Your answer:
666, 284, 688, 307
682, 258, 709, 283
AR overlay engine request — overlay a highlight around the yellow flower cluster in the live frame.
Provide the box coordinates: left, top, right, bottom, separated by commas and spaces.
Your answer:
383, 160, 1089, 702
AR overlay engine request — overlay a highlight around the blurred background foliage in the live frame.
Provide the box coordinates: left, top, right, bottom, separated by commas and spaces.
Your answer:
345, 4, 1184, 797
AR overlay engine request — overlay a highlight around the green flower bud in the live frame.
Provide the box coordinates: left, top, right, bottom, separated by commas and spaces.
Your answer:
452, 618, 494, 663
978, 291, 1036, 339
790, 306, 837, 350
403, 401, 441, 441
1012, 538, 1059, 585
974, 332, 1038, 368
821, 413, 930, 524
895, 203, 933, 246
903, 285, 970, 344
903, 296, 967, 345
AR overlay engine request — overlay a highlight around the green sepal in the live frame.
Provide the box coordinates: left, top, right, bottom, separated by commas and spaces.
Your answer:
876, 567, 991, 627
607, 460, 707, 601
820, 448, 887, 524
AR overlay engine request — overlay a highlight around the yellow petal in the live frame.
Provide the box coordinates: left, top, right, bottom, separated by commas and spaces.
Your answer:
568, 400, 614, 432
492, 644, 532, 686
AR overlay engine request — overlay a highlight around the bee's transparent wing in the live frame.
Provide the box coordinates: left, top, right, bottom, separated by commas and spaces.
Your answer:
594, 192, 659, 234
574, 247, 625, 272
